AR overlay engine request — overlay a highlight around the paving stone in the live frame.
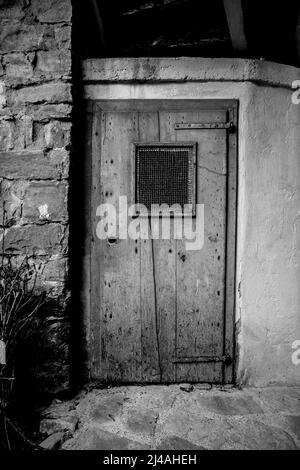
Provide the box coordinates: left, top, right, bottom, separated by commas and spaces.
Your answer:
92, 394, 126, 424
218, 417, 298, 450
125, 409, 158, 436
63, 428, 150, 450
45, 385, 300, 451
195, 394, 264, 415
286, 415, 300, 440
250, 387, 300, 414
40, 432, 64, 450
156, 406, 205, 438
41, 398, 76, 420
156, 436, 206, 450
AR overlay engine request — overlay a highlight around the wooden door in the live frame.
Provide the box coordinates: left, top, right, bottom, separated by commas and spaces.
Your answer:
88, 100, 237, 384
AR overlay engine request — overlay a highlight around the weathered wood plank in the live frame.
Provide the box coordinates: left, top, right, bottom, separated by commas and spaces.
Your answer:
90, 105, 103, 378
175, 111, 227, 383
98, 110, 141, 382
82, 103, 94, 379
138, 112, 161, 382
158, 109, 225, 383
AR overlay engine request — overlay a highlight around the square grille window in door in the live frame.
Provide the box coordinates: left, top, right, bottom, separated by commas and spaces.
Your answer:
135, 142, 197, 215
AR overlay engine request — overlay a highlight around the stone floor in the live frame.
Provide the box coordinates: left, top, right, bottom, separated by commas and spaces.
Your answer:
39, 384, 300, 450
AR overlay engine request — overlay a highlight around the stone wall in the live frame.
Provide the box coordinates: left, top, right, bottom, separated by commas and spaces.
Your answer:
0, 0, 72, 394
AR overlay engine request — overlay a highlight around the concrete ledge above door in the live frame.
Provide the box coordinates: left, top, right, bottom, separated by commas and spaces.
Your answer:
82, 57, 300, 89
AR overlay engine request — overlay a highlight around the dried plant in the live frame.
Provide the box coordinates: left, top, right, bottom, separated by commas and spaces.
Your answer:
0, 257, 45, 370
0, 203, 45, 375
0, 202, 46, 449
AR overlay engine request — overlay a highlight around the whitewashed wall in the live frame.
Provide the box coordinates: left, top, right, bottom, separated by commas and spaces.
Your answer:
83, 58, 300, 386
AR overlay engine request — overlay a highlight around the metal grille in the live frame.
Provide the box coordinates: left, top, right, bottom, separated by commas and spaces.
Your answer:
135, 143, 196, 214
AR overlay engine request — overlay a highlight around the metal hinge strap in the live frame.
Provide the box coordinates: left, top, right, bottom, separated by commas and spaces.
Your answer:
173, 355, 232, 364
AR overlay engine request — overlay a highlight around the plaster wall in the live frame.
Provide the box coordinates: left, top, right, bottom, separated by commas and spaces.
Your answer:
83, 58, 300, 387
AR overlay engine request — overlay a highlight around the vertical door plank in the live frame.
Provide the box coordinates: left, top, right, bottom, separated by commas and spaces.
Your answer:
99, 110, 141, 382
157, 111, 177, 382
161, 109, 227, 382
138, 112, 162, 382
90, 105, 103, 378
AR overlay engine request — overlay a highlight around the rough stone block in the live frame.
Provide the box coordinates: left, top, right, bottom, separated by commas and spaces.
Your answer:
44, 120, 71, 149
13, 115, 33, 149
3, 52, 34, 78
22, 181, 68, 222
48, 148, 69, 178
11, 82, 72, 105
3, 223, 68, 256
195, 383, 212, 391
39, 432, 64, 450
0, 81, 6, 108
29, 103, 72, 122
54, 25, 71, 50
31, 0, 72, 24
0, 21, 45, 53
40, 415, 78, 437
36, 50, 71, 75
0, 179, 23, 224
0, 118, 32, 151
42, 257, 68, 283
0, 120, 13, 150
31, 121, 46, 148
0, 1, 25, 21
0, 150, 67, 179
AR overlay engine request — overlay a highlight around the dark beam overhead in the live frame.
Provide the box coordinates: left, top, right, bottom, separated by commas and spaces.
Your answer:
90, 0, 107, 54
223, 0, 247, 53
77, 0, 300, 65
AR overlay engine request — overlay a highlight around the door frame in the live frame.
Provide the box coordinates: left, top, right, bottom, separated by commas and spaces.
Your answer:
83, 98, 238, 384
